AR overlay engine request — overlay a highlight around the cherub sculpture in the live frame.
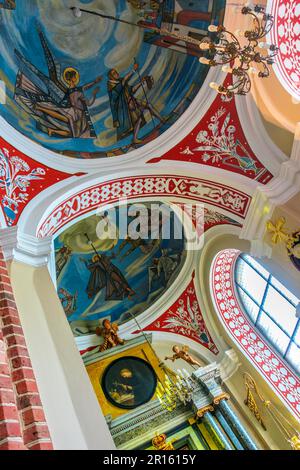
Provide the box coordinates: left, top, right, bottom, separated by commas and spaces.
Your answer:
95, 319, 125, 352
165, 345, 202, 369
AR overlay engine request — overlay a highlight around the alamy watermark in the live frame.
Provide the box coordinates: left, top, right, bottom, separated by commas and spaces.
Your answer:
94, 200, 206, 251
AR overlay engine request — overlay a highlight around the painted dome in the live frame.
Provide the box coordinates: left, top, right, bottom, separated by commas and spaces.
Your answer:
54, 201, 187, 334
0, 0, 225, 159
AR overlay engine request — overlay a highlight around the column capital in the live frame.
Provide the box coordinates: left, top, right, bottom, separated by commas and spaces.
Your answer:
196, 405, 214, 419
0, 226, 18, 261
193, 362, 220, 381
213, 392, 230, 405
14, 232, 52, 267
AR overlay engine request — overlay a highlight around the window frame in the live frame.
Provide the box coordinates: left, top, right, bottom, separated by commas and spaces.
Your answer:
211, 249, 300, 420
235, 254, 300, 370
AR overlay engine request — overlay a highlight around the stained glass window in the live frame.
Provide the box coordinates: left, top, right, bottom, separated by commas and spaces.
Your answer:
235, 254, 300, 375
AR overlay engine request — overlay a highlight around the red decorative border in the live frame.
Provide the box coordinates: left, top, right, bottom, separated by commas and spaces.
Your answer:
133, 273, 219, 355
211, 249, 300, 419
269, 0, 300, 99
37, 175, 251, 237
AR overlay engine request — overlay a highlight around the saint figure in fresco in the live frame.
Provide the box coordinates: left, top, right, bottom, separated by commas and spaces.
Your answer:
107, 62, 164, 144
81, 254, 135, 301
14, 26, 102, 138
148, 249, 181, 291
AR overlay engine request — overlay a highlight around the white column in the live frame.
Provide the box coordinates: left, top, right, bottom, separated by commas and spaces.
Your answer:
9, 231, 115, 450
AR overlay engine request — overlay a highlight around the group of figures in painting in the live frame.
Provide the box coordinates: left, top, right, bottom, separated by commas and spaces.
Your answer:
0, 0, 226, 157
55, 204, 185, 330
14, 27, 162, 145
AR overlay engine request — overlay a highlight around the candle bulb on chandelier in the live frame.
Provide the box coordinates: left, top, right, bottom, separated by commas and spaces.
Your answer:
199, 42, 210, 50
209, 82, 220, 91
258, 42, 271, 49
222, 65, 233, 73
199, 57, 210, 65
208, 24, 219, 33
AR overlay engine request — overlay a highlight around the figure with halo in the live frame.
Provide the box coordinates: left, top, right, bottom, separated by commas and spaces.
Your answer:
14, 25, 102, 138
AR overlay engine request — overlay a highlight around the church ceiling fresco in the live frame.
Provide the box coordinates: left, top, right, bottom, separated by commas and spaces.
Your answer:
54, 202, 186, 332
0, 0, 225, 159
54, 200, 241, 341
148, 75, 274, 184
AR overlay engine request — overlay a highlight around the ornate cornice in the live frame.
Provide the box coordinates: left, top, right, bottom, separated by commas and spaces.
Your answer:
0, 226, 18, 260
14, 232, 52, 267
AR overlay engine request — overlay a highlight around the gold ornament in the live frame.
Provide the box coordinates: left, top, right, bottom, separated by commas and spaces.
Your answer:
244, 375, 267, 431
289, 435, 300, 451
266, 217, 300, 257
152, 433, 176, 450
196, 405, 214, 418
213, 392, 230, 405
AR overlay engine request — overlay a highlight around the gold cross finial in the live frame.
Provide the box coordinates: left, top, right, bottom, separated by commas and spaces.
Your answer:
266, 217, 291, 245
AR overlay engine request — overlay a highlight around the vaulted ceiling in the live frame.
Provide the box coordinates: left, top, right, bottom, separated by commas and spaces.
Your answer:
0, 0, 299, 365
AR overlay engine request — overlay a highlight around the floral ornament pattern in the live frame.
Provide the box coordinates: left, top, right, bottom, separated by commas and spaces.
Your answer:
37, 175, 251, 237
0, 137, 75, 227
133, 274, 219, 355
211, 249, 300, 419
148, 76, 273, 184
194, 107, 260, 175
268, 0, 300, 100
0, 147, 45, 226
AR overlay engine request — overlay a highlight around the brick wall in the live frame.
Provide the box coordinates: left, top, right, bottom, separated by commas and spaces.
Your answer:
0, 249, 53, 450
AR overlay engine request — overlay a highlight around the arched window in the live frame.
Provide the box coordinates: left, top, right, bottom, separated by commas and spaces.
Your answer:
235, 254, 300, 375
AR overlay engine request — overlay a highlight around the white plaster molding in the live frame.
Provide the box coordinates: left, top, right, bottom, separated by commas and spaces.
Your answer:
218, 348, 241, 383
17, 166, 255, 238
236, 91, 288, 177
0, 67, 223, 174
250, 239, 272, 259
14, 232, 52, 267
240, 154, 300, 242
0, 226, 18, 260
291, 122, 300, 163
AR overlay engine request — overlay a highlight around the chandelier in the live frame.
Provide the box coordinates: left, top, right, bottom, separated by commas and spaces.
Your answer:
71, 3, 277, 98
156, 366, 198, 412
126, 308, 197, 412
199, 5, 278, 96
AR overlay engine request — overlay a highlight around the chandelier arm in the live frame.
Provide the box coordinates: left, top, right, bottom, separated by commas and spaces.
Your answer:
257, 61, 270, 78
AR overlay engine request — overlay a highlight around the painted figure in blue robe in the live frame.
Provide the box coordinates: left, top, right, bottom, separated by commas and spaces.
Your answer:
81, 254, 135, 301
107, 63, 164, 144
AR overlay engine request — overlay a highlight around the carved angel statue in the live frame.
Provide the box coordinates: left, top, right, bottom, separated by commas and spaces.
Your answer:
95, 319, 125, 352
165, 345, 202, 368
